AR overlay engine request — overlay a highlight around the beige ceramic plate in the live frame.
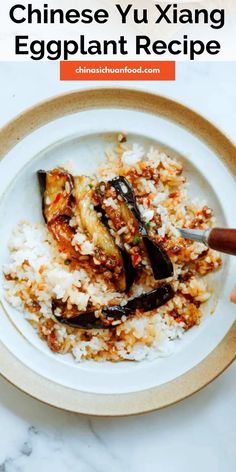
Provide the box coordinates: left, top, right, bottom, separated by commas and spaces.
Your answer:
0, 88, 235, 416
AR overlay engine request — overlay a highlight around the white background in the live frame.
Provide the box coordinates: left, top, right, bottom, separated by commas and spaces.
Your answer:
1, 0, 235, 61
0, 61, 235, 471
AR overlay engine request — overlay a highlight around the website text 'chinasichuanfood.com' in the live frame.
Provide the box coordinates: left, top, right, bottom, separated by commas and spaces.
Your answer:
60, 61, 175, 80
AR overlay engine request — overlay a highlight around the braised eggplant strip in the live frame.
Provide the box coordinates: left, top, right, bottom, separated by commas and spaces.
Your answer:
37, 171, 47, 221
38, 170, 127, 289
95, 204, 136, 290
120, 249, 136, 291
110, 177, 145, 234
47, 215, 79, 260
38, 169, 73, 223
57, 312, 108, 329
37, 169, 84, 266
110, 177, 174, 280
95, 182, 146, 270
103, 284, 174, 317
52, 300, 106, 329
53, 284, 174, 329
74, 176, 126, 291
142, 236, 174, 280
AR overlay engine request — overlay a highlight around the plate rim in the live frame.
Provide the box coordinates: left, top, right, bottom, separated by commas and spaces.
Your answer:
0, 87, 235, 416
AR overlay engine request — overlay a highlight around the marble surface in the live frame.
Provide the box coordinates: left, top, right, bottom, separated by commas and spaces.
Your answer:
0, 62, 235, 472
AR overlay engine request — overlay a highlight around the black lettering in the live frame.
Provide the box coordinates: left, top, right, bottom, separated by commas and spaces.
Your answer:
9, 4, 26, 23
47, 40, 62, 60
64, 40, 78, 59
179, 9, 193, 24
30, 40, 45, 60
79, 35, 88, 54
194, 9, 208, 25
190, 40, 205, 60
115, 4, 132, 23
49, 8, 64, 23
118, 36, 128, 54
206, 40, 221, 54
94, 9, 109, 23
168, 40, 181, 55
173, 4, 178, 23
210, 9, 225, 29
15, 35, 28, 54
134, 9, 148, 24
155, 4, 172, 24
183, 35, 188, 54
87, 41, 102, 55
136, 36, 151, 54
103, 40, 118, 55
152, 40, 166, 55
80, 9, 93, 24
65, 9, 80, 23
28, 4, 42, 24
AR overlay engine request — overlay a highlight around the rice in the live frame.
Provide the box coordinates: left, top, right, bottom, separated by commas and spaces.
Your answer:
2, 137, 222, 362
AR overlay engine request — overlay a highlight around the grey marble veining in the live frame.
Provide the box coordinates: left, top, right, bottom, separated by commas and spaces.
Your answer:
0, 362, 235, 471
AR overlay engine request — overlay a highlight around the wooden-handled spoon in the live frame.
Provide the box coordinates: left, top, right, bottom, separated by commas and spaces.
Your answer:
177, 228, 236, 256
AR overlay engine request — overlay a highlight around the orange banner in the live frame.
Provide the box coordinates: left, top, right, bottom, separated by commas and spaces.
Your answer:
60, 61, 175, 81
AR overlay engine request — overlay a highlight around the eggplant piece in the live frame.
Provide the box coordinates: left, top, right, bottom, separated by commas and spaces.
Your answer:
47, 215, 80, 261
55, 310, 120, 329
102, 284, 174, 318
142, 236, 174, 280
57, 312, 106, 329
53, 284, 174, 329
110, 177, 144, 233
38, 171, 47, 223
37, 169, 73, 223
120, 249, 136, 291
39, 171, 128, 290
94, 203, 109, 228
74, 176, 126, 292
52, 298, 114, 329
38, 171, 46, 197
95, 182, 146, 271
110, 177, 173, 280
95, 204, 136, 291
37, 169, 81, 264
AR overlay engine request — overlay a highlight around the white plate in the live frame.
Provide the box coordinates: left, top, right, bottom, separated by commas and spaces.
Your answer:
0, 107, 235, 394
0, 89, 235, 414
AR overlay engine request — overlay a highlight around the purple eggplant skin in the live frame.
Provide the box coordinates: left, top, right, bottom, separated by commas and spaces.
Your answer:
142, 235, 173, 280
52, 300, 106, 329
53, 284, 174, 329
95, 204, 136, 291
37, 171, 47, 222
120, 248, 136, 291
54, 310, 108, 329
110, 176, 144, 234
102, 283, 174, 318
38, 170, 46, 196
38, 168, 74, 223
110, 177, 174, 280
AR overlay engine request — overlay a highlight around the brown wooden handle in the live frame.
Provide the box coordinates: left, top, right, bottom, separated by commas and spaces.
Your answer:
208, 228, 236, 255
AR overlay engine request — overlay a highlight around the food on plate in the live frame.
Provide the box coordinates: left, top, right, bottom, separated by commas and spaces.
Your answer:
3, 136, 222, 361
52, 284, 174, 329
73, 175, 126, 291
106, 176, 173, 279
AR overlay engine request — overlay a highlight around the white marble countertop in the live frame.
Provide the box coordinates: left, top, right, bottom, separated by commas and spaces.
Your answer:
0, 62, 235, 472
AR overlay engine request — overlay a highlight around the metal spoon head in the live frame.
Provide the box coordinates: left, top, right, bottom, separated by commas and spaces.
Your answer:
177, 228, 209, 245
